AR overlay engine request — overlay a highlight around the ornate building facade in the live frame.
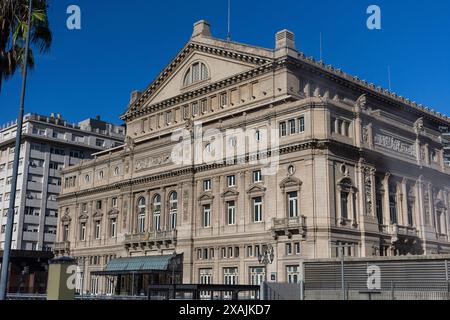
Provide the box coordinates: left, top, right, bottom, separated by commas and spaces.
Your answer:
55, 21, 450, 295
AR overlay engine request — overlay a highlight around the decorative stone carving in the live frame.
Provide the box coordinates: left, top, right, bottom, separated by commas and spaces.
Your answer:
374, 133, 416, 157
362, 125, 369, 144
125, 136, 135, 152
363, 167, 374, 216
135, 154, 172, 171
355, 94, 367, 110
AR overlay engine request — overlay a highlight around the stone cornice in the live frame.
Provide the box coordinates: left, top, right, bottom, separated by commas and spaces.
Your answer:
121, 42, 273, 121
285, 56, 450, 125
122, 62, 278, 122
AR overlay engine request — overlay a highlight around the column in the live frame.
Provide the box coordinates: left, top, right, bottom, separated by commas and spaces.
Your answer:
382, 174, 391, 227
401, 178, 408, 227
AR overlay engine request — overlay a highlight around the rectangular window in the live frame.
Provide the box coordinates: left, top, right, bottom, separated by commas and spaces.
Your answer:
288, 191, 299, 218
82, 203, 88, 213
112, 197, 118, 207
227, 201, 236, 226
286, 266, 300, 284
166, 111, 172, 125
192, 102, 199, 117
203, 180, 212, 192
286, 243, 293, 255
96, 139, 105, 147
80, 223, 86, 241
295, 242, 301, 255
219, 93, 228, 108
253, 170, 262, 183
289, 119, 297, 135
201, 99, 208, 114
63, 225, 69, 241
199, 269, 213, 299
227, 175, 236, 188
253, 197, 263, 222
279, 122, 287, 137
95, 221, 101, 240
203, 204, 211, 228
341, 192, 349, 220
110, 218, 117, 238
183, 105, 190, 120
298, 116, 305, 133
96, 201, 102, 210
247, 246, 253, 257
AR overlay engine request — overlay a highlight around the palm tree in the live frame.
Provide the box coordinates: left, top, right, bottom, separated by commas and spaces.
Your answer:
0, 0, 52, 92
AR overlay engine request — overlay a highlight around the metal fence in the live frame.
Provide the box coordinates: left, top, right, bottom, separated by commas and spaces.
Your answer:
302, 256, 450, 300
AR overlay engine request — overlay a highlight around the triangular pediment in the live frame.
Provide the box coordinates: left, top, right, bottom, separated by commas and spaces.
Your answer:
122, 39, 272, 120
198, 192, 215, 202
221, 189, 240, 198
108, 208, 120, 216
247, 184, 267, 194
93, 211, 104, 219
79, 214, 89, 221
61, 215, 72, 223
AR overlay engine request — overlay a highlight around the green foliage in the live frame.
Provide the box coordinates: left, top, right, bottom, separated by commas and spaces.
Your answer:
0, 0, 52, 91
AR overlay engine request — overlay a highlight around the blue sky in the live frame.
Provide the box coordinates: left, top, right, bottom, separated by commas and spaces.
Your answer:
1, 0, 449, 125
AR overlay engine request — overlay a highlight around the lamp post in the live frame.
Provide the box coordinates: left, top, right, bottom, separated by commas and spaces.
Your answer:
258, 245, 274, 283
0, 0, 34, 301
171, 250, 177, 299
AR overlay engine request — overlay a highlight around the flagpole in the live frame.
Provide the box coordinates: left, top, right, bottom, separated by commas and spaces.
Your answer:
0, 0, 34, 300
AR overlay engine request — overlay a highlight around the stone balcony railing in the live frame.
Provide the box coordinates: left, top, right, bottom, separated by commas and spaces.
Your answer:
53, 241, 71, 254
124, 230, 178, 249
381, 224, 419, 241
271, 216, 307, 239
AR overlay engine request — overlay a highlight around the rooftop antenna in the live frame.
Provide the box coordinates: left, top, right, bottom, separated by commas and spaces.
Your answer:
319, 32, 323, 61
227, 0, 231, 41
387, 65, 392, 91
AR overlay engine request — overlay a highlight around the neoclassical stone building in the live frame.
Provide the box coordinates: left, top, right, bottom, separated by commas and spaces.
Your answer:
55, 21, 450, 296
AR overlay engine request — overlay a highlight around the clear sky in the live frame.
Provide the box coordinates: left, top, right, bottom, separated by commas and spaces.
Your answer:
0, 0, 449, 126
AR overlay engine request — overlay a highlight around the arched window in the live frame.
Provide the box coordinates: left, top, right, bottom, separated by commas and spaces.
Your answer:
153, 195, 161, 231
183, 62, 209, 86
137, 197, 146, 233
169, 192, 178, 230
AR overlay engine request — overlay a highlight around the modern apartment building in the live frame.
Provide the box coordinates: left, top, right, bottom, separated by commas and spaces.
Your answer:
55, 21, 450, 296
0, 113, 125, 251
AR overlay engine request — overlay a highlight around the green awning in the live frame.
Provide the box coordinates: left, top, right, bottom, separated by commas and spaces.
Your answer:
102, 255, 175, 274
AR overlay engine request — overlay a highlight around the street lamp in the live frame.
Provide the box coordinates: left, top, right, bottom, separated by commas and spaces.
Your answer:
257, 244, 274, 283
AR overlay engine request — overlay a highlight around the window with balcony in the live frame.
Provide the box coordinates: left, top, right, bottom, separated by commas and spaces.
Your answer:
137, 197, 146, 234
169, 192, 178, 230
153, 195, 161, 231
288, 191, 299, 218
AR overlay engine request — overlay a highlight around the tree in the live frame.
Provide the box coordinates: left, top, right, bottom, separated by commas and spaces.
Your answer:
0, 0, 52, 92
